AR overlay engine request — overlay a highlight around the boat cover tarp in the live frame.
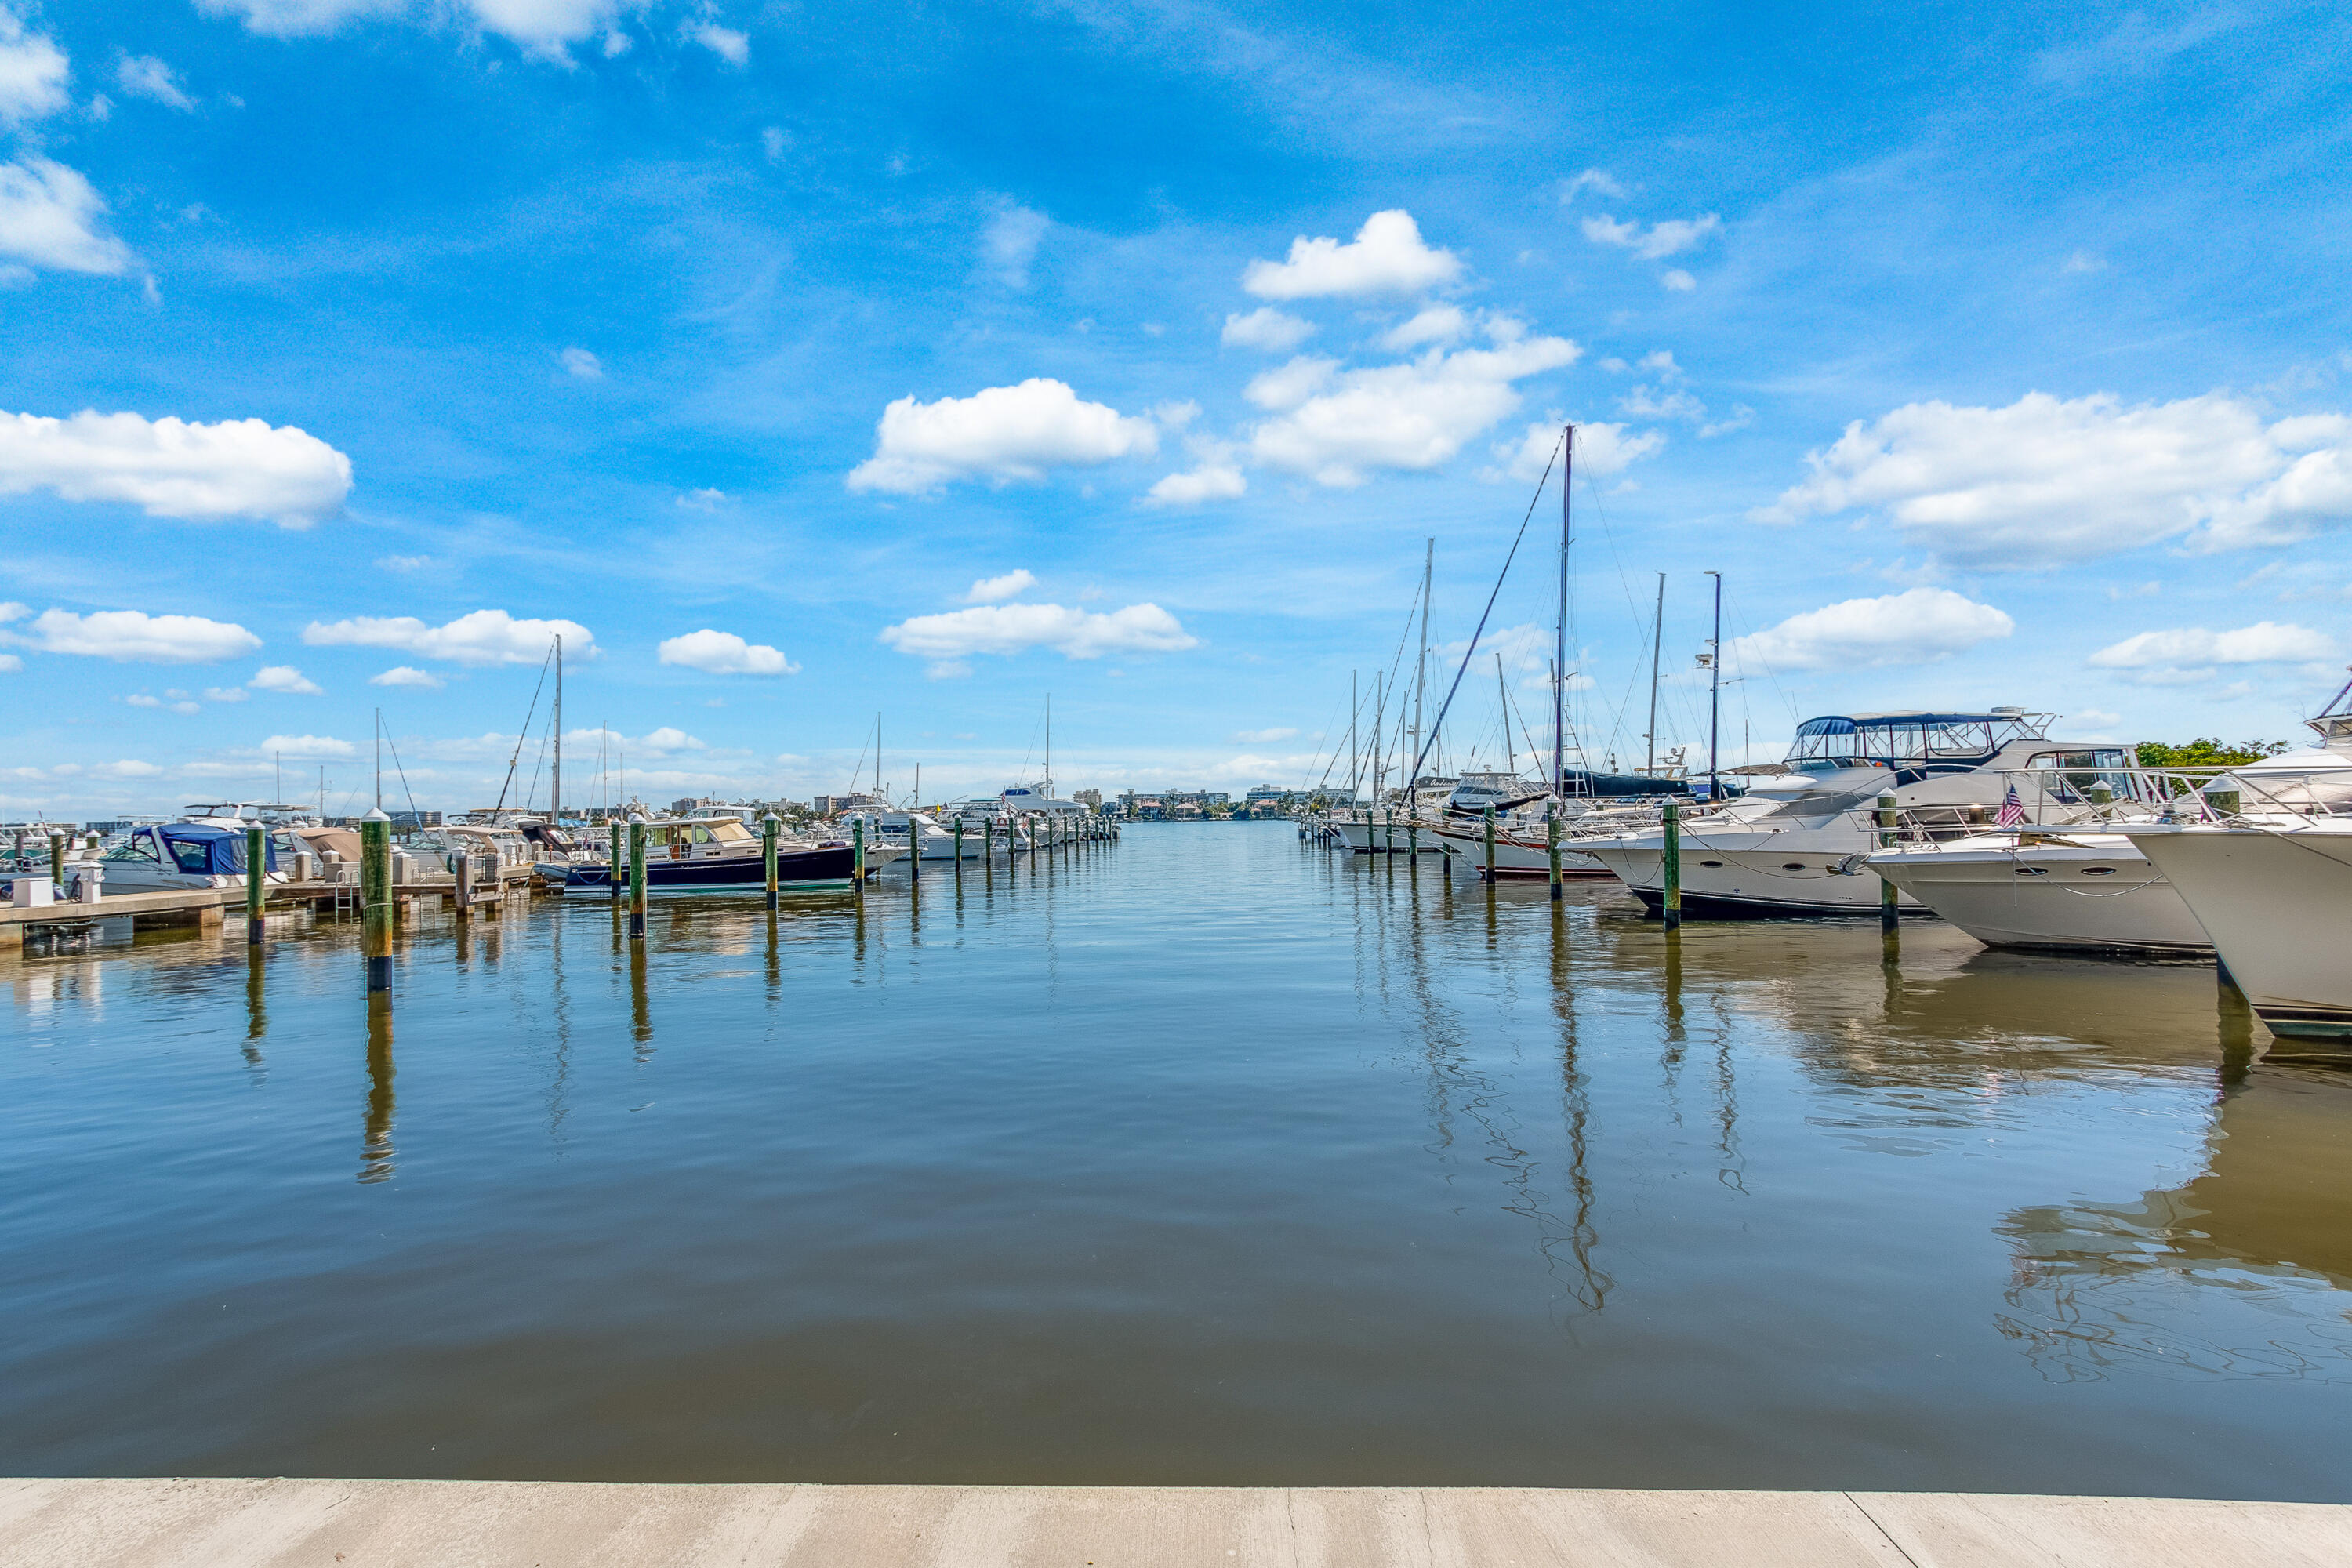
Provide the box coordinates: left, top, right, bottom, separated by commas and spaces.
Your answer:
158, 825, 277, 876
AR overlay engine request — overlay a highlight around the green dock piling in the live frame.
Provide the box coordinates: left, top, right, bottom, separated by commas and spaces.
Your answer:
1483, 804, 1496, 884
762, 811, 779, 911
1547, 800, 1562, 900
246, 826, 265, 946
1876, 793, 1899, 938
361, 808, 393, 996
627, 821, 647, 941
1661, 799, 1682, 933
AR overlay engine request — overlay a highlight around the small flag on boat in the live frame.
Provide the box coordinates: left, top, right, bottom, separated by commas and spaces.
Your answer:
1996, 784, 2025, 827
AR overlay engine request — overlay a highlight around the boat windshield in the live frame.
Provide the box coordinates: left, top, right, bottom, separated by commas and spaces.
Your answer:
1786, 712, 2045, 779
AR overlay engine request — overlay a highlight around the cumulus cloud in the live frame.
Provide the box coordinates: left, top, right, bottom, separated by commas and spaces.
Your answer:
880, 601, 1198, 670
1145, 463, 1247, 506
0, 407, 350, 524
1381, 304, 1470, 351
249, 664, 322, 694
1581, 212, 1721, 260
847, 378, 1158, 495
1487, 418, 1663, 484
559, 347, 602, 379
1724, 588, 2015, 672
17, 608, 262, 663
1242, 209, 1461, 300
116, 55, 196, 110
1660, 269, 1697, 292
0, 653, 20, 672
368, 665, 444, 688
2088, 622, 2335, 684
1221, 307, 1315, 352
205, 685, 249, 702
658, 628, 798, 675
259, 732, 354, 758
1562, 169, 1629, 201
964, 569, 1036, 604
1755, 391, 2352, 564
0, 12, 69, 125
1247, 335, 1581, 488
303, 608, 593, 666
1232, 727, 1298, 743
0, 159, 135, 275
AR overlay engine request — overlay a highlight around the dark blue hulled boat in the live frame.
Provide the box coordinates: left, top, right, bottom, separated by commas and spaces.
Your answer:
562, 817, 858, 895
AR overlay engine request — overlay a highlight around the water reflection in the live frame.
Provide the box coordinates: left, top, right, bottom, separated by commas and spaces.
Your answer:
359, 997, 395, 1185
1998, 1058, 2352, 1384
242, 948, 267, 1080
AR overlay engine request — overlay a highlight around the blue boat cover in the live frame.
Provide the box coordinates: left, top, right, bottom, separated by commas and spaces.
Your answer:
157, 825, 277, 877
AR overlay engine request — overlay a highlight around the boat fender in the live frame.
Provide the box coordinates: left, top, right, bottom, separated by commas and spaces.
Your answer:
1829, 853, 1871, 877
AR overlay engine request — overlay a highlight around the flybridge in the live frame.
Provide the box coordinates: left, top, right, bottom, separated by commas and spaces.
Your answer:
1788, 711, 2053, 779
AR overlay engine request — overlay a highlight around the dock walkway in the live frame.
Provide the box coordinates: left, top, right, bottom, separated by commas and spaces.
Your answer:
2, 1479, 2344, 1566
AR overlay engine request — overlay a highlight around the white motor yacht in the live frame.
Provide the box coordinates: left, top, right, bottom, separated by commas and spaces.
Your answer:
1579, 710, 2114, 917
80, 822, 285, 895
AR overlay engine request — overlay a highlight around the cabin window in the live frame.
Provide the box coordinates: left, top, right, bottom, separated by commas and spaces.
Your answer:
1781, 862, 1806, 871
1698, 859, 1725, 867
167, 839, 213, 873
105, 838, 160, 863
2078, 866, 2118, 876
2014, 866, 2048, 877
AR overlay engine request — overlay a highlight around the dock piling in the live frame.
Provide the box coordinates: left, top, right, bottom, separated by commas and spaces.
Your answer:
851, 818, 866, 884
608, 822, 624, 902
1875, 793, 1899, 939
245, 826, 266, 946
627, 822, 646, 941
1483, 804, 1496, 884
1546, 800, 1562, 900
49, 831, 64, 887
762, 812, 780, 911
361, 808, 392, 996
1661, 799, 1682, 932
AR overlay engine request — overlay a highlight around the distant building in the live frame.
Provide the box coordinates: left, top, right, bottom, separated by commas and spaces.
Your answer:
1074, 789, 1102, 810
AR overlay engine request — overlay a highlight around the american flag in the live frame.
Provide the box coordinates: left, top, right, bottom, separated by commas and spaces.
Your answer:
1996, 784, 2025, 827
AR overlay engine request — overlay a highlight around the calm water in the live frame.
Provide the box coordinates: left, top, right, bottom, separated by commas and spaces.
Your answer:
4, 823, 2348, 1496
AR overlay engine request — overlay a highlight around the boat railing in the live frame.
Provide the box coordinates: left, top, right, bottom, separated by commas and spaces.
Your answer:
1880, 764, 2352, 846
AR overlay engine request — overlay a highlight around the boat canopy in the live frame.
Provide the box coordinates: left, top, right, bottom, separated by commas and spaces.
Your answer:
157, 824, 276, 876
1786, 711, 2046, 779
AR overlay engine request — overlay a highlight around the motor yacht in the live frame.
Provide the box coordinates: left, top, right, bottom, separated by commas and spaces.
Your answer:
79, 822, 283, 895
561, 815, 878, 894
1579, 710, 2113, 917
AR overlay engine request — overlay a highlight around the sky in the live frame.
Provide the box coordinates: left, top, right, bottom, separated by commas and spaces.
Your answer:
2, 0, 2350, 817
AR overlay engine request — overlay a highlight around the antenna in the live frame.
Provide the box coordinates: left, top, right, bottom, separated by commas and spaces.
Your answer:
1553, 422, 1572, 796
1704, 569, 1723, 800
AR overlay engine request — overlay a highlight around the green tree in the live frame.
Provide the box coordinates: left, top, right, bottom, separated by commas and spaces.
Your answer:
2133, 738, 2292, 768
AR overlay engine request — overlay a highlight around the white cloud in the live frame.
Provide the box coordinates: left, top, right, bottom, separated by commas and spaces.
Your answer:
2088, 622, 2335, 683
0, 159, 135, 275
20, 608, 262, 663
2063, 249, 2107, 274
1221, 307, 1315, 352
982, 202, 1049, 288
260, 733, 354, 758
1380, 304, 1469, 350
760, 125, 786, 160
1725, 588, 2015, 672
249, 664, 323, 694
116, 55, 196, 111
1247, 336, 1581, 488
676, 487, 725, 510
686, 21, 748, 64
1660, 269, 1696, 292
559, 346, 602, 379
638, 726, 706, 753
658, 628, 798, 675
880, 601, 1198, 667
1562, 169, 1629, 201
205, 0, 619, 56
1755, 391, 2352, 565
303, 608, 593, 666
1487, 418, 1663, 484
0, 407, 350, 524
0, 653, 19, 672
0, 12, 68, 125
204, 686, 249, 702
125, 693, 161, 707
368, 665, 444, 688
964, 568, 1036, 604
1242, 209, 1461, 300
846, 378, 1157, 495
376, 554, 431, 571
1581, 212, 1721, 260
197, 0, 405, 38
1145, 463, 1247, 506
1232, 727, 1298, 743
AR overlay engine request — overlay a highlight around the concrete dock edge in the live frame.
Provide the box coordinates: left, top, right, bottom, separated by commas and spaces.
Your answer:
1, 1479, 2347, 1567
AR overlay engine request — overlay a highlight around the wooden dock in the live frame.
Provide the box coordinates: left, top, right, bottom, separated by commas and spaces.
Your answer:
0, 869, 545, 952
0, 1480, 2343, 1566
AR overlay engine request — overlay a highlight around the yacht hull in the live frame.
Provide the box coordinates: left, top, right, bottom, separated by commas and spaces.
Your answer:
562, 844, 858, 894
1428, 825, 1613, 879
1581, 836, 1926, 917
2123, 825, 2352, 1038
1869, 838, 2208, 953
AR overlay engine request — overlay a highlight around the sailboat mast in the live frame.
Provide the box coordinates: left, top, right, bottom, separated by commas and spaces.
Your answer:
552, 634, 562, 824
1646, 572, 1664, 775
373, 709, 383, 811
1413, 539, 1432, 786
1348, 670, 1359, 801
1554, 423, 1572, 796
1494, 653, 1511, 773
1705, 569, 1723, 800
1045, 694, 1052, 797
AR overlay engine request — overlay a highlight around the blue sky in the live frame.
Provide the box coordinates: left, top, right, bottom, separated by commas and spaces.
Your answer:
3, 0, 2350, 815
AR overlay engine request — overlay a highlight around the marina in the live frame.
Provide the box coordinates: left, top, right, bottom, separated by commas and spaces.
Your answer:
5, 823, 2350, 1505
